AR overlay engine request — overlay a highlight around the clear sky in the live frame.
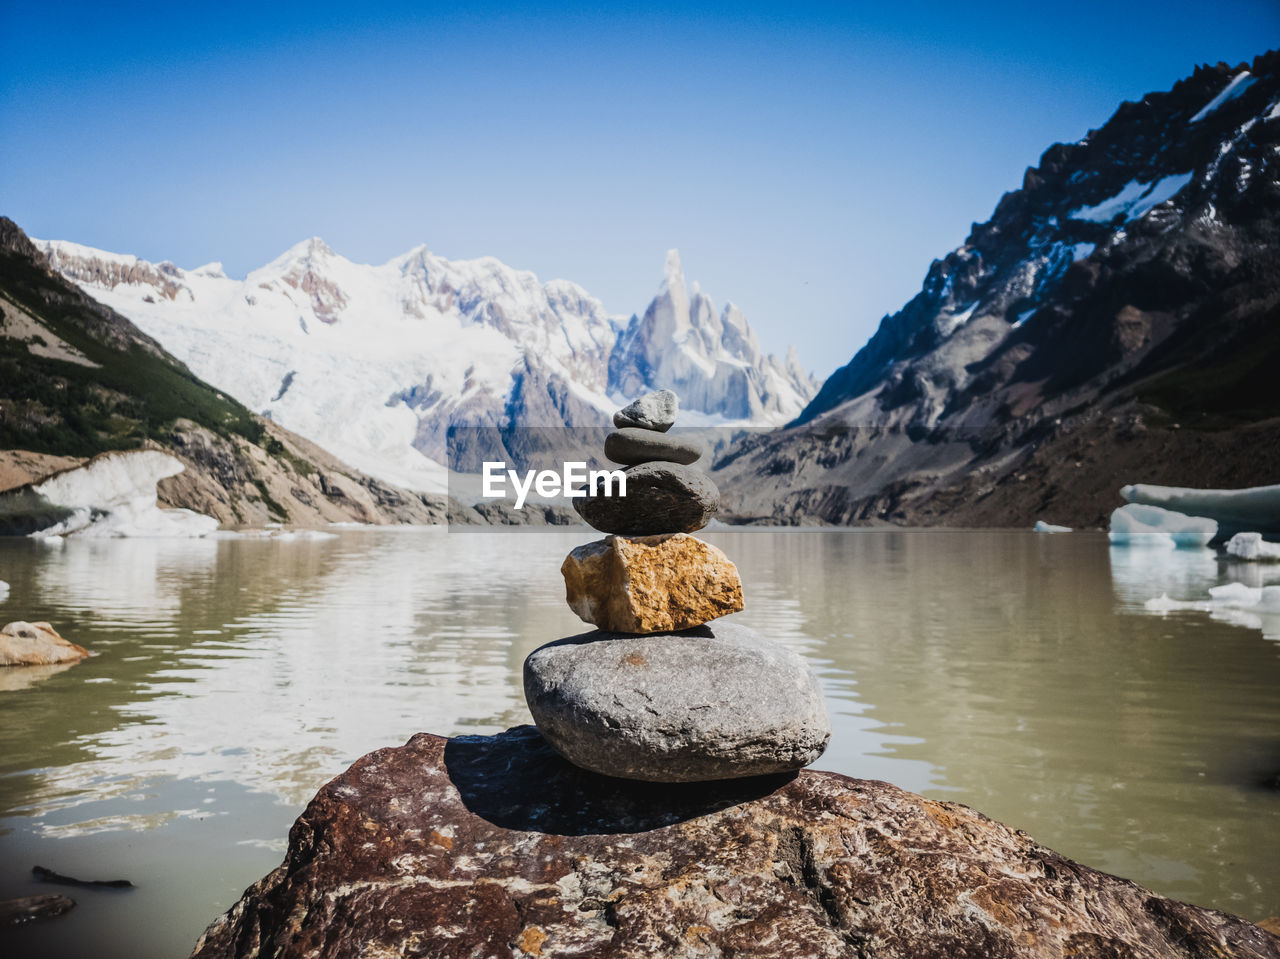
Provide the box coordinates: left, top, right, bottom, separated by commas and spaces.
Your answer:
2, 2, 1276, 378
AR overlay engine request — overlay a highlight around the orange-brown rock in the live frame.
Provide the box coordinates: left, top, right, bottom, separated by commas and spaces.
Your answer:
561, 533, 743, 633
189, 727, 1280, 959
0, 621, 90, 667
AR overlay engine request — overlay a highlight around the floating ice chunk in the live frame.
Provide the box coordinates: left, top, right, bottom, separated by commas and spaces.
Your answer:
0, 580, 8, 600
1149, 582, 1280, 613
1144, 593, 1187, 612
1122, 483, 1280, 536
1143, 581, 1280, 640
1033, 521, 1072, 533
1226, 532, 1280, 562
0, 450, 218, 539
1109, 503, 1217, 548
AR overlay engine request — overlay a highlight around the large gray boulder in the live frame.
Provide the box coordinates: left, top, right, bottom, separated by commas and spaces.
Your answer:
524, 621, 830, 781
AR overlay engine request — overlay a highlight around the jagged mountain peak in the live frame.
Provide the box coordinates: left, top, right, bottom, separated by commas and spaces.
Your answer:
607, 251, 816, 423
662, 248, 685, 286
253, 235, 342, 278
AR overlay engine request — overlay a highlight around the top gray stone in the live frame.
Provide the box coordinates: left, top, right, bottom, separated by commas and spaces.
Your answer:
613, 390, 678, 432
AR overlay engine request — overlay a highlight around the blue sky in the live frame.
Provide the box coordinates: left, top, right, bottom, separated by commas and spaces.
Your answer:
2, 1, 1276, 377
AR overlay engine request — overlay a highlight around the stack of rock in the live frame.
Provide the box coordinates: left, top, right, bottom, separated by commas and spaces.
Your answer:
524, 390, 831, 782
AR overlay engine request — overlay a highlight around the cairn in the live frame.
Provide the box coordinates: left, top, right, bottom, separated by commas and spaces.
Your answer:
523, 390, 831, 782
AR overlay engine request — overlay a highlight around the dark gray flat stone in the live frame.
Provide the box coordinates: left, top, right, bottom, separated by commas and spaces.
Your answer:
613, 390, 678, 432
604, 428, 704, 466
573, 462, 718, 535
523, 621, 831, 781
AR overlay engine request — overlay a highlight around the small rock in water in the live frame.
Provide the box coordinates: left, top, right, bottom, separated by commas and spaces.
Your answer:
32, 865, 133, 888
0, 621, 90, 667
524, 621, 830, 781
613, 389, 678, 432
604, 428, 704, 467
0, 893, 76, 926
574, 462, 719, 535
562, 533, 743, 633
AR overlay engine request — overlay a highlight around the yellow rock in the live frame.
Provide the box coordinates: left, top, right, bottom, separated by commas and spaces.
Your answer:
561, 534, 744, 633
0, 621, 90, 667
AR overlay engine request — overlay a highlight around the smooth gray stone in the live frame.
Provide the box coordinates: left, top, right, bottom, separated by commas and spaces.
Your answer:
524, 621, 831, 782
613, 390, 678, 432
604, 428, 704, 466
574, 462, 718, 535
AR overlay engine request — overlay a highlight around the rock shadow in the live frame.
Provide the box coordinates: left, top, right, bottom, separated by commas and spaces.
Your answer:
443, 725, 795, 836
535, 624, 718, 650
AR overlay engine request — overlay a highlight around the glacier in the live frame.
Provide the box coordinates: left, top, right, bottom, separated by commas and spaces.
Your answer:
0, 450, 218, 538
1108, 503, 1217, 548
36, 240, 817, 494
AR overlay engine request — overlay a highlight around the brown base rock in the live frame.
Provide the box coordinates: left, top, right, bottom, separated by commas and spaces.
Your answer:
190, 726, 1280, 959
561, 533, 744, 633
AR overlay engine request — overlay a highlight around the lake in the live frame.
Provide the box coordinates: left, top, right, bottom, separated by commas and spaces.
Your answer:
1, 527, 1278, 958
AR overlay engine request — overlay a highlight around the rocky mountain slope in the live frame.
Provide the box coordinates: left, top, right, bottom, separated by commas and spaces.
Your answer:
0, 217, 456, 527
37, 237, 815, 492
716, 51, 1280, 528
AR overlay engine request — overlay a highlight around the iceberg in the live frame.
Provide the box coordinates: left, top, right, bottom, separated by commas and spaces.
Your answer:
1225, 532, 1280, 562
1108, 503, 1217, 548
1144, 582, 1280, 641
0, 450, 218, 538
1033, 521, 1072, 533
1121, 483, 1280, 537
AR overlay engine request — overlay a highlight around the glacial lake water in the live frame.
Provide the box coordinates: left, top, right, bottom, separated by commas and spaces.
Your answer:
1, 527, 1278, 958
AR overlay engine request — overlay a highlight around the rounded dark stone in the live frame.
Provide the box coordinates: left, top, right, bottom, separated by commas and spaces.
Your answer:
604, 428, 705, 467
613, 390, 678, 432
573, 462, 718, 535
523, 621, 831, 782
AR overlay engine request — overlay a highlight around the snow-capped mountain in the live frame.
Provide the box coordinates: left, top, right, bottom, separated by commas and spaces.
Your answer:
609, 250, 815, 422
717, 51, 1280, 527
37, 240, 815, 492
0, 217, 454, 528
